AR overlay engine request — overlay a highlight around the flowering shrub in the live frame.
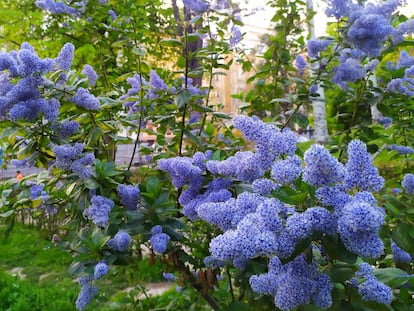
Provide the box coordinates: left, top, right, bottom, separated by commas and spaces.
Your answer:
0, 0, 414, 310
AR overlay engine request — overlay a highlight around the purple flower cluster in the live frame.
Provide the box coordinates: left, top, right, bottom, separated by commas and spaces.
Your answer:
303, 144, 345, 187
150, 225, 170, 254
231, 115, 297, 173
230, 26, 242, 47
52, 120, 80, 140
252, 178, 279, 195
0, 43, 63, 122
307, 39, 332, 58
55, 43, 75, 71
72, 87, 100, 110
53, 143, 95, 179
117, 184, 140, 210
344, 140, 384, 192
295, 55, 307, 76
402, 173, 414, 194
324, 0, 352, 19
158, 156, 203, 189
29, 183, 49, 201
338, 199, 384, 258
332, 57, 366, 88
82, 195, 114, 227
388, 144, 414, 155
183, 0, 209, 13
353, 262, 393, 304
35, 0, 85, 17
249, 255, 333, 311
81, 64, 98, 86
75, 275, 98, 310
108, 230, 131, 252
271, 155, 302, 185
391, 241, 412, 264
94, 262, 109, 280
347, 14, 394, 57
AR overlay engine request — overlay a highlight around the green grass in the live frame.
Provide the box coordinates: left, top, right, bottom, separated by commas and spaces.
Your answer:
0, 223, 172, 311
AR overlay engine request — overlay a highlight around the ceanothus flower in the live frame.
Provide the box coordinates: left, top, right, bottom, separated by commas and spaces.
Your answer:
332, 57, 366, 88
271, 155, 302, 185
324, 0, 352, 18
82, 195, 114, 227
307, 39, 332, 58
81, 64, 98, 86
344, 140, 384, 192
303, 144, 345, 187
347, 14, 394, 56
53, 142, 95, 178
149, 70, 168, 98
75, 279, 98, 310
108, 230, 131, 252
358, 277, 393, 304
252, 178, 279, 195
55, 42, 75, 70
295, 55, 307, 76
52, 121, 80, 139
72, 87, 100, 110
183, 0, 209, 13
150, 225, 170, 254
316, 185, 351, 211
94, 262, 109, 280
249, 255, 333, 311
402, 173, 414, 194
158, 157, 203, 189
391, 240, 412, 264
230, 26, 242, 47
117, 184, 140, 210
337, 199, 384, 258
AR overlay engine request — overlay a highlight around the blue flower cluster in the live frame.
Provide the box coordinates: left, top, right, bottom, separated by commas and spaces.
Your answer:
75, 275, 98, 310
108, 230, 131, 252
402, 173, 414, 194
249, 255, 333, 311
160, 116, 390, 310
303, 144, 345, 187
338, 199, 385, 258
81, 64, 98, 86
29, 183, 49, 201
52, 121, 80, 140
230, 26, 242, 47
94, 262, 109, 280
391, 241, 412, 264
183, 0, 209, 13
53, 143, 95, 179
82, 195, 114, 227
0, 43, 62, 122
150, 225, 170, 254
352, 262, 393, 304
388, 144, 414, 155
307, 39, 332, 58
72, 87, 100, 110
35, 0, 86, 17
117, 184, 140, 210
295, 55, 307, 76
344, 140, 384, 192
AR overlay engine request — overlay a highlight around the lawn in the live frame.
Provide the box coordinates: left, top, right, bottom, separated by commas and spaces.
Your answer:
0, 223, 185, 311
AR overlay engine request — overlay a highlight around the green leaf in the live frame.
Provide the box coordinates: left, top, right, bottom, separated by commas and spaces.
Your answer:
176, 89, 192, 108
0, 210, 14, 218
159, 38, 183, 48
91, 228, 110, 249
392, 223, 414, 254
223, 301, 251, 311
374, 268, 410, 287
